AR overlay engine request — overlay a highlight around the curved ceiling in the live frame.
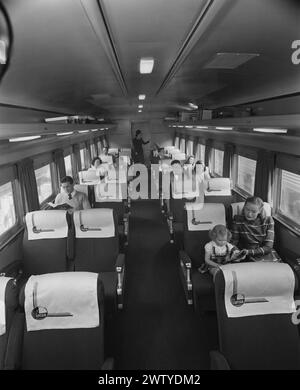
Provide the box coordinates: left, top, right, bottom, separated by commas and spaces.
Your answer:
0, 0, 299, 122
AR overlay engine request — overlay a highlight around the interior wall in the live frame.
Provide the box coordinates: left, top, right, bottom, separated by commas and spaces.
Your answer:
108, 118, 175, 151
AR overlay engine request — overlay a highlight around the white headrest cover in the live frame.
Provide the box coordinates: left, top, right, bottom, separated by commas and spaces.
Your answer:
186, 203, 226, 231
100, 155, 113, 164
208, 178, 231, 191
108, 148, 118, 155
79, 170, 100, 184
94, 183, 123, 202
25, 272, 99, 331
221, 262, 296, 318
0, 277, 13, 336
26, 211, 68, 240
231, 202, 272, 217
205, 178, 231, 196
73, 209, 115, 238
172, 153, 186, 161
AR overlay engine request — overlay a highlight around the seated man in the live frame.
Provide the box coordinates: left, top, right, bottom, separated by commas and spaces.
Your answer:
55, 176, 91, 211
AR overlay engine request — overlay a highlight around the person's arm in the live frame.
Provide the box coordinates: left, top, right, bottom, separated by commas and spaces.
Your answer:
142, 139, 150, 145
245, 216, 275, 257
82, 194, 91, 209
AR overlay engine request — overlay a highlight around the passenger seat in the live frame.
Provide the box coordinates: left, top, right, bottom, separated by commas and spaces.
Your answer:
5, 272, 113, 370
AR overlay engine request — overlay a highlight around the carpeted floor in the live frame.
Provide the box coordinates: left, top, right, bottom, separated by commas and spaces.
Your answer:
109, 199, 218, 370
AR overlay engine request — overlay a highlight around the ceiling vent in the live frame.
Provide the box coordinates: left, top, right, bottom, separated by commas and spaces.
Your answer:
204, 52, 259, 69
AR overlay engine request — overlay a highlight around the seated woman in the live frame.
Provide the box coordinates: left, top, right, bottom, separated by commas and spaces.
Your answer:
231, 196, 281, 262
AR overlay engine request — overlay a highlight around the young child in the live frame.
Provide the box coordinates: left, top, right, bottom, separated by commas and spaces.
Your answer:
204, 224, 241, 278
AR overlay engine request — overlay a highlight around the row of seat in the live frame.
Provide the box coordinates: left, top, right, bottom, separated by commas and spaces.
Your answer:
0, 273, 113, 370
22, 208, 126, 311
178, 201, 272, 311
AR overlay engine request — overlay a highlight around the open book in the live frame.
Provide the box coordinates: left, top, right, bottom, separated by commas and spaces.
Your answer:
46, 202, 73, 210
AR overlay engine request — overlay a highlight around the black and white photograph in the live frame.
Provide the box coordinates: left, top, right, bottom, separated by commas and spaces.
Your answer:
0, 0, 300, 377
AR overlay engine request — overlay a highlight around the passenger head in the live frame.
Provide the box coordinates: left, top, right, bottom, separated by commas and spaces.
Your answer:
209, 224, 232, 247
194, 160, 205, 173
135, 129, 142, 139
243, 196, 265, 221
60, 176, 74, 194
91, 157, 102, 168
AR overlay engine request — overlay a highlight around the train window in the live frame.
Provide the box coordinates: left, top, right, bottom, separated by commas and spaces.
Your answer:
64, 155, 73, 177
197, 144, 205, 162
276, 170, 300, 229
34, 164, 54, 204
212, 149, 224, 177
80, 149, 85, 169
0, 181, 16, 236
236, 155, 257, 195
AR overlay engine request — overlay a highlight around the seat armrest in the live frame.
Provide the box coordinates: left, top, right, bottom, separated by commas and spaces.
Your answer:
179, 250, 192, 268
210, 350, 231, 370
101, 357, 114, 370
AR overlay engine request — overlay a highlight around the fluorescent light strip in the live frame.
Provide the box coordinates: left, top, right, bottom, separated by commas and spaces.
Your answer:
185, 125, 193, 128
138, 105, 143, 109
91, 129, 99, 132
139, 58, 154, 74
188, 103, 198, 110
138, 94, 146, 100
138, 110, 142, 113
216, 126, 233, 130
253, 128, 288, 134
196, 126, 208, 129
9, 135, 41, 142
45, 116, 69, 123
57, 132, 74, 136
78, 130, 90, 134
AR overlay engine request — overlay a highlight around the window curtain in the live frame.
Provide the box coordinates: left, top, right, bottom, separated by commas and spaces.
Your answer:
52, 149, 66, 181
16, 158, 40, 212
179, 136, 185, 153
72, 144, 81, 183
204, 139, 212, 167
254, 149, 276, 202
84, 141, 92, 168
193, 137, 199, 158
93, 138, 99, 156
223, 143, 236, 178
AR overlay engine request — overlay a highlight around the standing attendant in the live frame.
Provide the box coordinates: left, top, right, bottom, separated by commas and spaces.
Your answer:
132, 130, 149, 164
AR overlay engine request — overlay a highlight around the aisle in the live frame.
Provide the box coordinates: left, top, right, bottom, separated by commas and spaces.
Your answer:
113, 200, 218, 370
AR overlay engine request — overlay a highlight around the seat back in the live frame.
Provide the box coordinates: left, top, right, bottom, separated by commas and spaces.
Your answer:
94, 182, 127, 223
0, 277, 18, 370
22, 211, 69, 275
214, 263, 300, 369
73, 209, 119, 272
183, 203, 226, 268
19, 272, 105, 370
78, 170, 99, 185
205, 178, 233, 207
